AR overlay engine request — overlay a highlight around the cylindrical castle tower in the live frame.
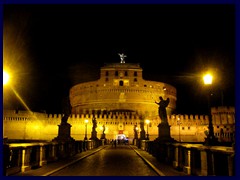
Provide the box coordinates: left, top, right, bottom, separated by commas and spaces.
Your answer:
69, 62, 177, 119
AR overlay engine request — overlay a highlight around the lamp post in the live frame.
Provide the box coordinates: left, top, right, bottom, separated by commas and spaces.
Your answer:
177, 118, 181, 142
203, 73, 218, 145
135, 127, 139, 139
84, 119, 88, 141
145, 119, 150, 140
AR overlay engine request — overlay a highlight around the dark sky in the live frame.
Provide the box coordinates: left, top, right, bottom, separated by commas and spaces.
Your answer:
3, 4, 235, 115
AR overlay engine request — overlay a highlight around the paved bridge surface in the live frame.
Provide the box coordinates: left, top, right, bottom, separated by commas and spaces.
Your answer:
11, 145, 188, 176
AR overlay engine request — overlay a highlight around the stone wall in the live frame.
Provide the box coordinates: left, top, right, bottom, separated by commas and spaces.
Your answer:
3, 106, 235, 142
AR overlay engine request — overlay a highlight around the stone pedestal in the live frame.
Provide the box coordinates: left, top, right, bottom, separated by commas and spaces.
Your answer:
204, 135, 218, 146
90, 130, 98, 140
52, 122, 75, 159
140, 130, 146, 140
155, 123, 175, 142
53, 122, 75, 142
100, 133, 106, 140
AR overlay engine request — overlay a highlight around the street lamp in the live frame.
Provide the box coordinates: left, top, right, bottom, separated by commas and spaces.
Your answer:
203, 73, 218, 145
3, 70, 10, 86
177, 117, 181, 142
84, 119, 88, 140
135, 127, 139, 139
145, 119, 150, 140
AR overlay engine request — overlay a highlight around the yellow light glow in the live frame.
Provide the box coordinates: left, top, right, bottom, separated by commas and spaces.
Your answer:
203, 74, 213, 85
145, 119, 150, 124
34, 125, 39, 130
136, 127, 138, 131
84, 119, 89, 124
3, 70, 10, 85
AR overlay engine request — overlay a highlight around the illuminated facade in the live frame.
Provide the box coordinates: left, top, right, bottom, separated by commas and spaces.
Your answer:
70, 63, 177, 117
3, 61, 235, 142
3, 106, 235, 143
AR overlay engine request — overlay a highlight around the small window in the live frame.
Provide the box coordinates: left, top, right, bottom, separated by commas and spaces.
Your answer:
182, 127, 185, 130
106, 71, 109, 76
125, 71, 128, 76
115, 71, 118, 76
134, 71, 138, 76
134, 78, 137, 82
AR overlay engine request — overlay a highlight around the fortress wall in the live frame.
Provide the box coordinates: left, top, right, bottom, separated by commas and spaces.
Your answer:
3, 106, 234, 142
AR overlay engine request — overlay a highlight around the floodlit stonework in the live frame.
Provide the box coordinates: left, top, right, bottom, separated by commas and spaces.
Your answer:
70, 63, 177, 116
3, 106, 235, 142
3, 63, 235, 142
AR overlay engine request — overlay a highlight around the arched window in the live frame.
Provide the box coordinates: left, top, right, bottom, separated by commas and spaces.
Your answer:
119, 80, 124, 86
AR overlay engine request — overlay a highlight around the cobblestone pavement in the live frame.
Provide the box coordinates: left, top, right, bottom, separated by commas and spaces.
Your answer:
10, 145, 188, 176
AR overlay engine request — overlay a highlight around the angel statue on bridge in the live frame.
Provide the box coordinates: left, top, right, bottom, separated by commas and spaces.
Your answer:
155, 96, 170, 124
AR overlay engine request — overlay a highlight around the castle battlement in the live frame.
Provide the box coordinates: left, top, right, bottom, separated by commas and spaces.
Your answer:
3, 107, 235, 142
3, 110, 211, 124
211, 106, 235, 114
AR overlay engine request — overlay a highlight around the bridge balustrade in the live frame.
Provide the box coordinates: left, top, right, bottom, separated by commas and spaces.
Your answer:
140, 140, 235, 176
4, 139, 102, 176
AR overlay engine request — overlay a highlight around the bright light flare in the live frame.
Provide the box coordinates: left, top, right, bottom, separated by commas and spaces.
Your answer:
3, 70, 10, 85
203, 74, 213, 85
145, 119, 150, 124
84, 119, 89, 124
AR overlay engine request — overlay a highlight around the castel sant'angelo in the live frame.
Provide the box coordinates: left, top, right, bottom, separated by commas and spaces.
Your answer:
3, 55, 235, 143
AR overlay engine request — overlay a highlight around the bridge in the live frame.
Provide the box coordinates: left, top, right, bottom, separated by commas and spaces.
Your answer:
4, 139, 235, 176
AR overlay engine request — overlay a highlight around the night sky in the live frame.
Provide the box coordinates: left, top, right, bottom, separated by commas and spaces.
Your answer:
3, 3, 236, 115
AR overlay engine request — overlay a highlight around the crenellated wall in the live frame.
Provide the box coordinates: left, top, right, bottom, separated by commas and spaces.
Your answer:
3, 106, 235, 143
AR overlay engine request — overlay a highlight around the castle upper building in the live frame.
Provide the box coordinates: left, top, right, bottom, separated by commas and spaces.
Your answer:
69, 60, 177, 119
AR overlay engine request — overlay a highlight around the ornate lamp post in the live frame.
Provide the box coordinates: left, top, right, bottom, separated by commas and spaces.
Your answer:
84, 119, 88, 140
203, 73, 218, 145
135, 127, 139, 139
145, 119, 150, 140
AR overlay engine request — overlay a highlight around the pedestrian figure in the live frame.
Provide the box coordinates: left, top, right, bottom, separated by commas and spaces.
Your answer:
114, 139, 117, 148
111, 139, 114, 147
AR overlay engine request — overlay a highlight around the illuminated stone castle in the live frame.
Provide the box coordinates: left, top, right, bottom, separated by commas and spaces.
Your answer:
70, 62, 177, 116
3, 60, 235, 143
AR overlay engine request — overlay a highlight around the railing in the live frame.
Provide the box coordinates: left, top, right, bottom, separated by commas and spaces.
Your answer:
4, 139, 234, 176
3, 139, 102, 176
139, 140, 235, 176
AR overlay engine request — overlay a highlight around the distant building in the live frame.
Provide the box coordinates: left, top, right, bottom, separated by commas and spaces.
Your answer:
3, 61, 235, 143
